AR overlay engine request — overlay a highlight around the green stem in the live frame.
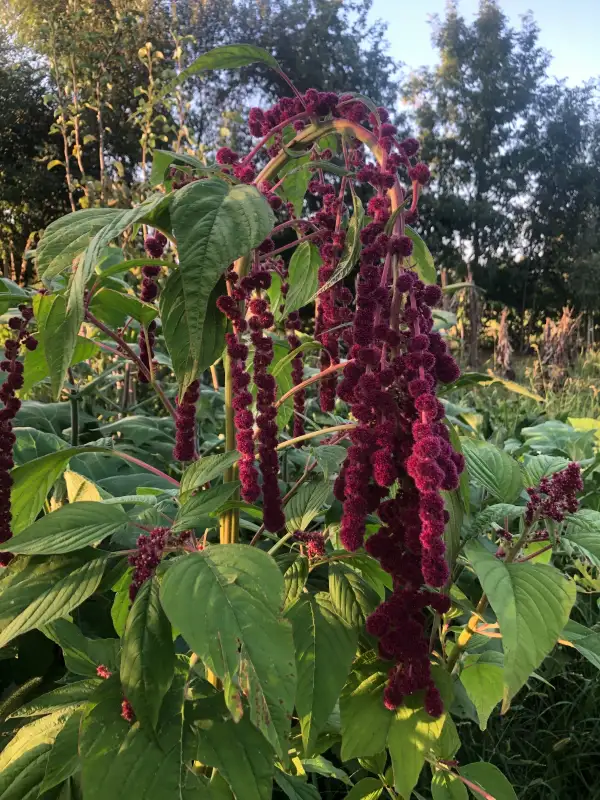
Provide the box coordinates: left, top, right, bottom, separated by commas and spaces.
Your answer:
70, 391, 79, 447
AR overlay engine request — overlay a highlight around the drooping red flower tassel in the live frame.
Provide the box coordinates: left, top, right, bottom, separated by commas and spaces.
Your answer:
173, 381, 199, 462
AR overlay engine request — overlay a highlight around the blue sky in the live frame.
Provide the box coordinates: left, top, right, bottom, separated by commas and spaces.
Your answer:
369, 0, 600, 85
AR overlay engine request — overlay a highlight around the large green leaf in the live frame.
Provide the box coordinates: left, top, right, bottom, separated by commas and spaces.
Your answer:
562, 619, 600, 670
458, 763, 517, 800
35, 208, 120, 280
431, 772, 468, 800
406, 225, 436, 284
563, 509, 600, 565
285, 478, 331, 532
179, 451, 240, 502
170, 44, 280, 90
2, 502, 129, 555
160, 273, 227, 387
22, 334, 99, 395
287, 594, 357, 755
160, 546, 296, 757
89, 288, 158, 327
10, 445, 109, 533
459, 652, 504, 730
465, 541, 576, 706
281, 554, 309, 613
316, 194, 364, 296
172, 482, 240, 532
0, 555, 108, 648
120, 577, 174, 731
522, 455, 570, 488
9, 680, 100, 719
274, 771, 321, 800
282, 243, 321, 316
42, 618, 119, 677
278, 156, 311, 218
80, 679, 205, 800
0, 709, 72, 800
35, 293, 80, 400
461, 439, 523, 503
39, 709, 83, 792
194, 706, 274, 800
170, 179, 274, 393
388, 695, 447, 799
345, 778, 383, 800
340, 670, 392, 761
328, 563, 379, 627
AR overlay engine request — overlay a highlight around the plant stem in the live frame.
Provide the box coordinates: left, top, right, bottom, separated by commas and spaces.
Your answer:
276, 423, 355, 450
70, 391, 79, 447
275, 361, 349, 408
113, 451, 180, 487
85, 310, 175, 419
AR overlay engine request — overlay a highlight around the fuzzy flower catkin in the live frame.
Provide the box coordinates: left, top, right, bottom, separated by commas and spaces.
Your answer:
173, 380, 199, 462
0, 305, 37, 565
525, 462, 583, 525
137, 233, 166, 380
128, 527, 171, 601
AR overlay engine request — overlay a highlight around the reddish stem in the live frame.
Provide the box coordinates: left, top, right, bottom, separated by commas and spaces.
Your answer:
260, 231, 323, 260
517, 542, 553, 562
242, 111, 311, 166
275, 360, 350, 408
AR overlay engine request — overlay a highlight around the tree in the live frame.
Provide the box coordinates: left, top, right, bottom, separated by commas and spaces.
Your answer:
0, 35, 69, 280
405, 0, 550, 363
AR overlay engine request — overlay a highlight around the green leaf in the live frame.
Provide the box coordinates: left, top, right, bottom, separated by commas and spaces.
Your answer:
9, 680, 100, 718
170, 44, 281, 89
0, 555, 108, 648
0, 710, 72, 799
170, 179, 274, 393
431, 771, 468, 800
287, 594, 357, 755
172, 482, 239, 532
563, 509, 600, 565
406, 225, 436, 284
442, 488, 463, 570
281, 554, 309, 613
35, 293, 80, 400
89, 288, 158, 327
42, 618, 119, 677
35, 208, 121, 280
80, 678, 204, 800
179, 451, 240, 502
461, 439, 523, 503
458, 763, 517, 800
285, 478, 331, 532
465, 541, 576, 707
1, 502, 129, 555
328, 563, 379, 626
388, 695, 447, 799
22, 334, 98, 395
278, 156, 311, 218
150, 150, 207, 187
311, 445, 347, 477
468, 504, 524, 539
302, 756, 351, 785
345, 777, 383, 800
459, 652, 504, 730
316, 194, 364, 296
522, 455, 570, 488
10, 446, 110, 533
194, 713, 274, 800
282, 243, 321, 316
120, 577, 174, 731
160, 272, 227, 386
562, 620, 600, 670
340, 670, 392, 761
40, 709, 83, 792
160, 546, 296, 757
274, 772, 321, 800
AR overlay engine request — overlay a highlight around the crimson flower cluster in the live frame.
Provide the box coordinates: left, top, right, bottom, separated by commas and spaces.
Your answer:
0, 306, 37, 566
128, 526, 171, 601
525, 463, 582, 525
96, 666, 135, 723
217, 259, 285, 530
294, 530, 326, 559
173, 380, 200, 462
138, 233, 166, 382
